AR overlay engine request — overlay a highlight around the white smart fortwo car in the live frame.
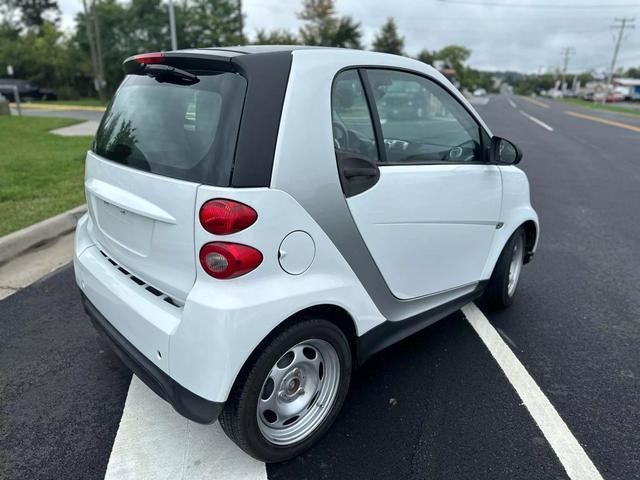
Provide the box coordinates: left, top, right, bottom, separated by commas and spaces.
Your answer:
74, 46, 538, 462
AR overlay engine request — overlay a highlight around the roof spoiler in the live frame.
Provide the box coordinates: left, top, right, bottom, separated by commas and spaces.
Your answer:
122, 51, 237, 75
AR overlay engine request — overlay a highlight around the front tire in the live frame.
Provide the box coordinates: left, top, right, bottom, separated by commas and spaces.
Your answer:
483, 227, 526, 308
219, 318, 352, 462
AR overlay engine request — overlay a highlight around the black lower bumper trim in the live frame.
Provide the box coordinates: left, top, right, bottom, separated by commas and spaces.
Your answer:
81, 293, 223, 424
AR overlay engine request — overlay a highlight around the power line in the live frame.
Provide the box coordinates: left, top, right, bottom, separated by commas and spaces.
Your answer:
603, 17, 635, 102
437, 0, 640, 9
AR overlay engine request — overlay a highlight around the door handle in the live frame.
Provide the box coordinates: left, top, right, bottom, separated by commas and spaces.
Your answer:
336, 153, 380, 197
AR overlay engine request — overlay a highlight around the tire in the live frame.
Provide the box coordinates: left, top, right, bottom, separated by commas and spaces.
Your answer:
483, 227, 526, 309
219, 317, 352, 462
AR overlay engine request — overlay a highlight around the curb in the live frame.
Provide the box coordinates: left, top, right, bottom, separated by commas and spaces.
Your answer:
0, 205, 87, 265
9, 102, 106, 112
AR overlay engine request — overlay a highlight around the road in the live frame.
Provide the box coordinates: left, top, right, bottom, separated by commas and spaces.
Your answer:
1, 96, 639, 479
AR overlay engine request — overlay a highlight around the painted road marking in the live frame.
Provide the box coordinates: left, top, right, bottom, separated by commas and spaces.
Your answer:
105, 376, 267, 480
508, 98, 517, 108
565, 110, 640, 133
519, 96, 550, 108
463, 303, 604, 480
106, 304, 603, 480
520, 110, 554, 132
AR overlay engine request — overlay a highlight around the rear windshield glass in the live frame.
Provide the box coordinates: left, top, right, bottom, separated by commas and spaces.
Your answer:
93, 71, 246, 185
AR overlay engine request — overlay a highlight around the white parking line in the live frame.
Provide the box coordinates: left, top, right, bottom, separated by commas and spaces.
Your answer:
462, 303, 604, 480
519, 110, 554, 131
106, 304, 603, 480
508, 98, 517, 109
105, 376, 267, 480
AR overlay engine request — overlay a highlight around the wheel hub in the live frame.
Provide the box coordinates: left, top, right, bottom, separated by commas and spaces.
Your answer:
279, 369, 306, 401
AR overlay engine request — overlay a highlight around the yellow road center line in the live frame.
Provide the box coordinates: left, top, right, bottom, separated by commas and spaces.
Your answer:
518, 96, 550, 108
565, 110, 640, 133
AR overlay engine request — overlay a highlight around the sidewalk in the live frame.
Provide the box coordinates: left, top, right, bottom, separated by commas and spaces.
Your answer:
0, 232, 74, 300
51, 120, 100, 136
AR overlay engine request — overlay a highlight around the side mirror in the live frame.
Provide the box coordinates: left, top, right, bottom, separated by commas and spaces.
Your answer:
490, 136, 522, 165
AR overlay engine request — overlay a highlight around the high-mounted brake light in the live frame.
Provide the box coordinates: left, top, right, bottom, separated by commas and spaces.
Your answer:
133, 52, 165, 65
199, 199, 258, 235
199, 242, 263, 279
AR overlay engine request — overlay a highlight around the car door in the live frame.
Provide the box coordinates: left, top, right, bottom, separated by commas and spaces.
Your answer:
332, 68, 502, 300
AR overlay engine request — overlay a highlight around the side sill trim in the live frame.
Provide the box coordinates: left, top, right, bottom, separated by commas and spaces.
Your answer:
356, 281, 487, 365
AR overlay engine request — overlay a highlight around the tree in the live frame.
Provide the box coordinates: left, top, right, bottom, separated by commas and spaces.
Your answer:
372, 18, 403, 55
435, 45, 470, 73
15, 0, 59, 28
298, 0, 362, 48
0, 20, 78, 94
416, 49, 435, 65
180, 0, 242, 48
254, 29, 298, 45
0, 0, 21, 29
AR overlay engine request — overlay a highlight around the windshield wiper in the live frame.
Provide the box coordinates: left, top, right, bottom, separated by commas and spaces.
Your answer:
142, 64, 200, 86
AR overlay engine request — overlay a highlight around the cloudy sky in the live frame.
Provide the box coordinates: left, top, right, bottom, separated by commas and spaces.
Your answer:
58, 0, 640, 73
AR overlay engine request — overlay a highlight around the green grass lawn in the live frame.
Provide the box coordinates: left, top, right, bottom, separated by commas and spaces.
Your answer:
32, 98, 107, 108
559, 97, 640, 118
0, 116, 92, 237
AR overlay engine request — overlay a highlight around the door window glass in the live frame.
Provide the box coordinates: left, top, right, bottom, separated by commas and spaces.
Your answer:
366, 69, 482, 164
331, 70, 379, 163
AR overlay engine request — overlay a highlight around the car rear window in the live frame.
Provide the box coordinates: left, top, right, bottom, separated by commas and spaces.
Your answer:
93, 71, 246, 185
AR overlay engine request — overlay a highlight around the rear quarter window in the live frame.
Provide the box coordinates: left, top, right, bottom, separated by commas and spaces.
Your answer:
94, 71, 246, 185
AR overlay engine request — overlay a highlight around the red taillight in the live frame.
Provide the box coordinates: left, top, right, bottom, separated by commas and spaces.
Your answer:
133, 52, 165, 64
199, 199, 257, 235
199, 242, 262, 279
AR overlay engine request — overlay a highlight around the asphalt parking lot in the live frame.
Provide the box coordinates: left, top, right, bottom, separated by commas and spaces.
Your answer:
1, 95, 639, 479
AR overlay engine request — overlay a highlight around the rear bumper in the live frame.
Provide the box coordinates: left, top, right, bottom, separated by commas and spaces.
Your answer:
82, 293, 223, 424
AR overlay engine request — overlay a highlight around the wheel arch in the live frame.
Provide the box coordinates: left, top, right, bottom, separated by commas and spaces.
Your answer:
481, 211, 539, 280
227, 303, 359, 397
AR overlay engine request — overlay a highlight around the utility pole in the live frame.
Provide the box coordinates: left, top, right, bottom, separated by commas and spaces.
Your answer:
168, 0, 178, 50
238, 0, 244, 43
603, 17, 635, 104
92, 0, 106, 101
560, 47, 575, 94
82, 0, 105, 102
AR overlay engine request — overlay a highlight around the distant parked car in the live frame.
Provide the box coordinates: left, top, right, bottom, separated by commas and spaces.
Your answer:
545, 90, 563, 99
593, 91, 624, 103
0, 79, 57, 101
377, 91, 428, 120
473, 88, 487, 97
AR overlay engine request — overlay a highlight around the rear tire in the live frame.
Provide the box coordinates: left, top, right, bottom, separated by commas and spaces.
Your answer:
219, 317, 352, 462
483, 227, 526, 309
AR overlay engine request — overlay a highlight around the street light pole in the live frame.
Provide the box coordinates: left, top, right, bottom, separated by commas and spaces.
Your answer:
168, 0, 178, 50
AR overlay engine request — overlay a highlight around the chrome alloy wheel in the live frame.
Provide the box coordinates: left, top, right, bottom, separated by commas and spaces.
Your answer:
257, 339, 340, 446
507, 234, 525, 297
